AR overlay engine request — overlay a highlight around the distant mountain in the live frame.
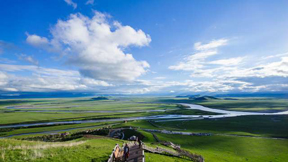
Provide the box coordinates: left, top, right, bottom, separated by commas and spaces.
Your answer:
176, 95, 200, 98
214, 92, 288, 98
175, 92, 288, 99
91, 96, 109, 100
0, 92, 95, 99
189, 95, 219, 101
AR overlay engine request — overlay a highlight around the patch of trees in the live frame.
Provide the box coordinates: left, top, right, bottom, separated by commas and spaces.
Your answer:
22, 127, 111, 142
176, 104, 190, 109
91, 96, 109, 100
0, 128, 15, 132
189, 96, 218, 101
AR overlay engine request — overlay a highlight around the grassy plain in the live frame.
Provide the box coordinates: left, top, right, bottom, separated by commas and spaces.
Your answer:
156, 115, 288, 138
156, 97, 288, 112
0, 97, 287, 161
115, 118, 288, 161
154, 133, 288, 162
115, 115, 288, 138
0, 97, 219, 126
0, 136, 191, 162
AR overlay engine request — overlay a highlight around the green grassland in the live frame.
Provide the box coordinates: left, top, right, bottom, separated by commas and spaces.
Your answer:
114, 118, 288, 161
155, 97, 288, 112
0, 97, 288, 161
155, 115, 288, 138
154, 133, 288, 162
0, 137, 117, 162
0, 136, 191, 162
0, 97, 219, 126
115, 115, 288, 138
0, 122, 118, 137
2, 118, 287, 162
197, 99, 288, 112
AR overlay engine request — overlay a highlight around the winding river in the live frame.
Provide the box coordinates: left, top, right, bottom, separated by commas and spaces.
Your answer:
182, 103, 288, 115
1, 103, 287, 130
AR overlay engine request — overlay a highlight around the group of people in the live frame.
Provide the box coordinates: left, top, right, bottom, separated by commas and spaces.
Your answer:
123, 137, 142, 161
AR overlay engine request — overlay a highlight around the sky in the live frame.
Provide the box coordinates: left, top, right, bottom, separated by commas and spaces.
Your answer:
0, 0, 288, 95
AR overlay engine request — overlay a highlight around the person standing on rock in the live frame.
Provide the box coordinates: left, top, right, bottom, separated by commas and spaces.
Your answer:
124, 143, 130, 161
138, 137, 142, 148
135, 136, 138, 145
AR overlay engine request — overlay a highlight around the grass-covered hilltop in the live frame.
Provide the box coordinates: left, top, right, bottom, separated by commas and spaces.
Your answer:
0, 96, 288, 162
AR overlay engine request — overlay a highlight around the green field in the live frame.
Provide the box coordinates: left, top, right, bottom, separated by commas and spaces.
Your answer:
0, 97, 287, 161
156, 97, 288, 112
114, 115, 288, 138
0, 97, 219, 126
154, 133, 288, 162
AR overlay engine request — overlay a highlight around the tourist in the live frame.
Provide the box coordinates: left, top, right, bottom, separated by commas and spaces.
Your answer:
124, 143, 129, 161
138, 137, 142, 148
135, 136, 138, 145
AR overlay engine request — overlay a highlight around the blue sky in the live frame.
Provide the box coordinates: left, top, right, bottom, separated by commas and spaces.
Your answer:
0, 0, 288, 94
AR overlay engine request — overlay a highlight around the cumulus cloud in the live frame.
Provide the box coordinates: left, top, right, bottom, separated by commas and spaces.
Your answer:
64, 0, 77, 9
26, 33, 49, 47
26, 12, 151, 81
26, 33, 61, 53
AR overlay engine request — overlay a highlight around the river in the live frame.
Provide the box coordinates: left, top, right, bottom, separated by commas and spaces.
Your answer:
1, 103, 287, 130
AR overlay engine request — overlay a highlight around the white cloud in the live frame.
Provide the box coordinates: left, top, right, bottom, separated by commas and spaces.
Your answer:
64, 0, 77, 9
215, 57, 288, 80
26, 33, 61, 53
81, 78, 112, 87
184, 80, 234, 92
1, 61, 287, 93
169, 39, 228, 71
261, 52, 288, 60
168, 38, 288, 93
0, 71, 8, 86
125, 78, 282, 94
26, 12, 151, 82
26, 33, 49, 47
0, 64, 112, 92
209, 57, 244, 66
154, 77, 166, 80
169, 51, 218, 71
17, 54, 39, 66
86, 0, 94, 5
0, 64, 78, 77
124, 80, 190, 94
2, 87, 18, 92
194, 39, 228, 51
